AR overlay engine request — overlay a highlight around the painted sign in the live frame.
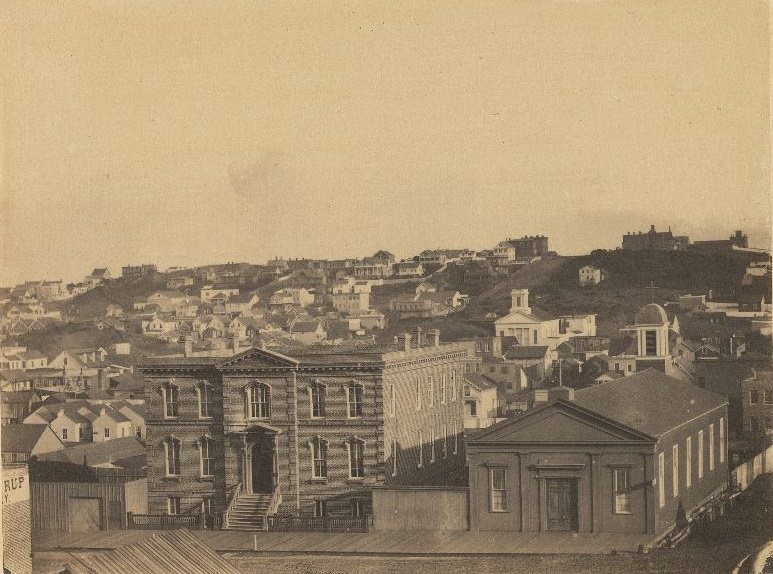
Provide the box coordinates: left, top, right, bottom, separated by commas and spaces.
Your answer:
2, 467, 30, 506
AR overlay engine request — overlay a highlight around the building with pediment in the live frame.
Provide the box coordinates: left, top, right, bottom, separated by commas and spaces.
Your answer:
466, 370, 728, 539
139, 331, 469, 529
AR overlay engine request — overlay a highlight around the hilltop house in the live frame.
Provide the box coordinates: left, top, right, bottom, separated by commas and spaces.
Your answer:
393, 261, 425, 278
84, 268, 112, 287
579, 265, 608, 286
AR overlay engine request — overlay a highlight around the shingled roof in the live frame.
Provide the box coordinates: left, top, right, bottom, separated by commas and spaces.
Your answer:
574, 368, 727, 438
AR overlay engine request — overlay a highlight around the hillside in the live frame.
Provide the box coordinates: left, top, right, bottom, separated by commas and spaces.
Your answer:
467, 250, 755, 338
14, 322, 183, 360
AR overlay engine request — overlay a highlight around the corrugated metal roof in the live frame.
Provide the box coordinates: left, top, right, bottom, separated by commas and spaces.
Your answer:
65, 529, 242, 574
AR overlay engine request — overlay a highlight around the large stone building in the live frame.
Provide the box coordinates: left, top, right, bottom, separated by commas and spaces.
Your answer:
622, 225, 689, 251
139, 331, 469, 527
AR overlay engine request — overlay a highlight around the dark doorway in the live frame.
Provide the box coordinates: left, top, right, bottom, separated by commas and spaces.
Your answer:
546, 478, 578, 532
251, 442, 274, 494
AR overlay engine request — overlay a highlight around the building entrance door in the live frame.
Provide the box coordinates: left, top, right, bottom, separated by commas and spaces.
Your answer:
251, 442, 274, 494
545, 478, 578, 532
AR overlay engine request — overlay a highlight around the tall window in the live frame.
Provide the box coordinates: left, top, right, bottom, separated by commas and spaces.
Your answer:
765, 390, 773, 404
347, 383, 363, 418
163, 382, 179, 418
440, 374, 446, 404
645, 331, 657, 356
451, 371, 457, 401
390, 385, 396, 418
442, 424, 448, 458
200, 437, 213, 477
310, 382, 326, 418
348, 439, 365, 478
247, 383, 270, 419
311, 437, 328, 479
698, 430, 704, 479
62, 429, 68, 440
351, 499, 364, 518
198, 382, 213, 418
709, 423, 715, 471
672, 444, 679, 497
490, 468, 507, 512
167, 497, 180, 515
104, 428, 110, 439
428, 377, 434, 407
613, 468, 631, 514
453, 420, 458, 454
657, 452, 665, 508
417, 430, 424, 467
429, 427, 436, 463
164, 437, 181, 477
719, 417, 725, 464
416, 379, 422, 410
750, 389, 759, 404
314, 500, 327, 517
686, 437, 692, 488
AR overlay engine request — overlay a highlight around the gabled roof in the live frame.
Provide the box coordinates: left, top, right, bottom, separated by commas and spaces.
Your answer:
2, 423, 62, 453
463, 372, 498, 391
65, 529, 242, 574
468, 399, 655, 445
574, 369, 728, 438
38, 436, 146, 468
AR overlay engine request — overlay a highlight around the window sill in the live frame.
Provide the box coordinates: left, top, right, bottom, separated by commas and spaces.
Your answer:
162, 476, 181, 481
489, 510, 509, 513
310, 477, 328, 483
347, 477, 365, 483
198, 416, 214, 421
613, 511, 633, 516
198, 476, 215, 482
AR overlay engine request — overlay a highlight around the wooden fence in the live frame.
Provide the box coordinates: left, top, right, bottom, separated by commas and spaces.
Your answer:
730, 443, 773, 490
267, 514, 369, 533
127, 512, 222, 530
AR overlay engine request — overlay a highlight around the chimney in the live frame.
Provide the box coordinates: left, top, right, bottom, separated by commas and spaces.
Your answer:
426, 329, 441, 347
184, 338, 193, 357
410, 327, 422, 348
57, 409, 65, 418
397, 333, 411, 352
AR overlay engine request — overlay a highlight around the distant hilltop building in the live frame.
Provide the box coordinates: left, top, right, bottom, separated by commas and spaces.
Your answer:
122, 264, 157, 279
501, 235, 550, 258
691, 230, 752, 255
621, 225, 689, 251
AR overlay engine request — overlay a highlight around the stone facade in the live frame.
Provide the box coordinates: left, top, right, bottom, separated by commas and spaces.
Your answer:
140, 336, 468, 519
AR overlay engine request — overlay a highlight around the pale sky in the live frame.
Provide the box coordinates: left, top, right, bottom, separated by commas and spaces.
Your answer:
1, 0, 770, 285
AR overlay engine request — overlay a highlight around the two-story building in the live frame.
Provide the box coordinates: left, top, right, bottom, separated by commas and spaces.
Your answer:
139, 331, 469, 527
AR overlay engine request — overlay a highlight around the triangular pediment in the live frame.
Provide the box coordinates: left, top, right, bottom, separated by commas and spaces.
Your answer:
470, 400, 654, 444
495, 311, 540, 324
218, 347, 298, 368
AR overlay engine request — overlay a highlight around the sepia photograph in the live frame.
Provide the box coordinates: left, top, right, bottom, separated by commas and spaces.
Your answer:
0, 1, 771, 573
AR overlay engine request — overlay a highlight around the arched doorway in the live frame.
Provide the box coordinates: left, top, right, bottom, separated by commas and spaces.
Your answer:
251, 441, 274, 494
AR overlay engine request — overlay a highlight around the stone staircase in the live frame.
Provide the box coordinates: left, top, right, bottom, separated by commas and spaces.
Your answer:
225, 493, 273, 531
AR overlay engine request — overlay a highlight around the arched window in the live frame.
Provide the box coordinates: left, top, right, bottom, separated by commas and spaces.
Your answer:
197, 381, 213, 419
163, 437, 181, 476
309, 436, 328, 479
346, 437, 365, 479
162, 381, 179, 418
198, 436, 214, 477
346, 383, 363, 418
245, 382, 270, 419
309, 381, 326, 418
